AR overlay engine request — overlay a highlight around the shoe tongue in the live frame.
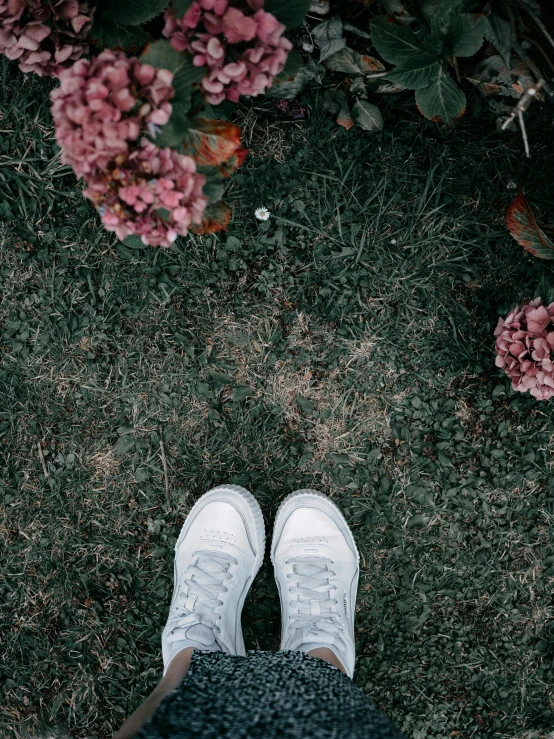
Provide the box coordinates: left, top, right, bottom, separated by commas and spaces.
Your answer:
186, 623, 218, 646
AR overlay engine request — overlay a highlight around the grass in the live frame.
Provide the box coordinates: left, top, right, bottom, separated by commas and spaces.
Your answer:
1, 58, 554, 738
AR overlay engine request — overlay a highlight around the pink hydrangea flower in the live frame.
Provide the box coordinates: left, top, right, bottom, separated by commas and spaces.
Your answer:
84, 140, 209, 247
51, 50, 175, 178
494, 298, 554, 400
163, 0, 292, 104
0, 0, 94, 77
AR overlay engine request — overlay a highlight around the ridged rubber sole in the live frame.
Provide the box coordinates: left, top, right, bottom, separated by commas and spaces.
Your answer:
270, 488, 359, 565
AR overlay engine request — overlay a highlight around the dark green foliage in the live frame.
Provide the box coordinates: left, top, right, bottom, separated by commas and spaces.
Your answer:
370, 3, 487, 125
264, 0, 312, 28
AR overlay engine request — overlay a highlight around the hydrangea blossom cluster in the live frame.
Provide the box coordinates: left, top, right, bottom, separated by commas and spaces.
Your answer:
0, 0, 94, 77
51, 49, 175, 178
163, 0, 292, 105
495, 298, 554, 400
84, 140, 208, 247
51, 51, 208, 247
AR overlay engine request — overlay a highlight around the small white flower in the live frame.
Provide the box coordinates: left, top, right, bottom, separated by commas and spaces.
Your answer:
255, 207, 270, 221
390, 238, 397, 245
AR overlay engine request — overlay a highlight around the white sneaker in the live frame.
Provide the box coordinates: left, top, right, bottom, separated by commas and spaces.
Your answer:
162, 485, 265, 674
271, 489, 359, 678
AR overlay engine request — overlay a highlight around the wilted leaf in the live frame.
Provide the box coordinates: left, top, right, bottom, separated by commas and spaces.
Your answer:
506, 191, 554, 260
104, 0, 170, 26
472, 54, 513, 86
182, 119, 242, 167
349, 77, 366, 95
336, 105, 355, 130
370, 16, 423, 65
310, 0, 329, 14
415, 69, 466, 125
314, 15, 346, 62
353, 99, 383, 131
190, 201, 232, 234
325, 47, 384, 74
342, 22, 371, 38
267, 58, 325, 98
453, 13, 487, 57
264, 0, 311, 27
485, 14, 512, 66
380, 0, 416, 24
384, 53, 442, 90
90, 16, 150, 52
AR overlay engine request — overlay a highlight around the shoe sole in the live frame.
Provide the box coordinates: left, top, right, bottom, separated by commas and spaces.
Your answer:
270, 488, 359, 564
173, 484, 266, 656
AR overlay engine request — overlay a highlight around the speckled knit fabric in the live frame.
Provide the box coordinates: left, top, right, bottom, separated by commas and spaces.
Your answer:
134, 650, 405, 739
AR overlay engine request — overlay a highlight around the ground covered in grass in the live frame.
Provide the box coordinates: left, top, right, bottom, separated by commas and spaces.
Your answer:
1, 59, 554, 738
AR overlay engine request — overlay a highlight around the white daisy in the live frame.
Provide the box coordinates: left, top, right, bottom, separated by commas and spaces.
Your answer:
255, 207, 270, 221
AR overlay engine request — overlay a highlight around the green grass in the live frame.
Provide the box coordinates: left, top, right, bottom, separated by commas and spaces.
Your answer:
1, 58, 554, 738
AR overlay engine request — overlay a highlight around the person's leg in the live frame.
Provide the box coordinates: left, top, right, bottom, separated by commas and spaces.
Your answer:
114, 648, 193, 739
271, 489, 359, 678
113, 484, 265, 738
307, 647, 347, 674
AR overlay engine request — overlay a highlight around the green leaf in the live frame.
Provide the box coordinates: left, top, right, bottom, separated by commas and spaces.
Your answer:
90, 16, 151, 52
313, 15, 345, 63
384, 53, 441, 90
370, 16, 423, 65
208, 371, 233, 386
263, 0, 311, 28
267, 59, 325, 99
140, 39, 188, 73
415, 69, 466, 125
419, 0, 461, 24
149, 103, 189, 147
231, 385, 253, 402
173, 0, 194, 16
172, 58, 207, 105
272, 50, 302, 84
104, 0, 170, 25
198, 166, 225, 204
296, 395, 316, 414
123, 235, 147, 249
485, 14, 512, 67
352, 99, 383, 132
453, 14, 487, 57
429, 0, 464, 55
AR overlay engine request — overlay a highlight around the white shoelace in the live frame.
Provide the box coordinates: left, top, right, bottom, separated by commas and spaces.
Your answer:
286, 555, 345, 641
167, 550, 237, 644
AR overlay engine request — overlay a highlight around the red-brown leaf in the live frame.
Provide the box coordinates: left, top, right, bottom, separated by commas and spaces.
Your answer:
183, 119, 242, 167
506, 190, 554, 259
190, 201, 232, 235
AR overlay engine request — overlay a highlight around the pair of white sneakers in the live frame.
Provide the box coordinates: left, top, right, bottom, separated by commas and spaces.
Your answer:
161, 485, 360, 678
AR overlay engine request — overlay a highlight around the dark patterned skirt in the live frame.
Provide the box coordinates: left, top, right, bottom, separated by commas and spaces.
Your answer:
134, 650, 405, 739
